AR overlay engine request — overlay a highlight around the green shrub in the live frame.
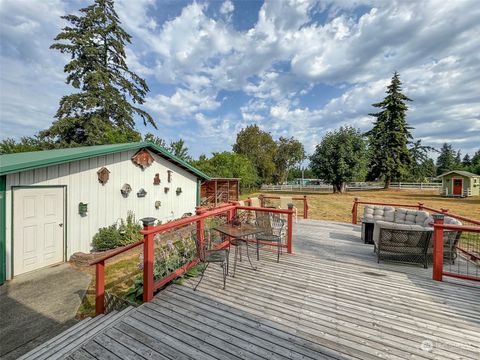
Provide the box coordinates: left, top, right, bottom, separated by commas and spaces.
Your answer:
118, 212, 143, 245
92, 212, 143, 251
92, 225, 122, 251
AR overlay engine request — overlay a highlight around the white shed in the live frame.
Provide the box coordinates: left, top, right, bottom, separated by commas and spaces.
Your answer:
0, 142, 210, 282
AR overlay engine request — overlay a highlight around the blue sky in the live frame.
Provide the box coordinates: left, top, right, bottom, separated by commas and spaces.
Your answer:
1, 0, 479, 159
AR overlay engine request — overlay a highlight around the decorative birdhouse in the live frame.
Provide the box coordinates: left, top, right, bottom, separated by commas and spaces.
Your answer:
137, 188, 147, 198
155, 200, 161, 209
78, 202, 88, 216
131, 149, 154, 170
176, 187, 182, 195
164, 187, 170, 194
97, 167, 110, 185
167, 170, 172, 183
153, 173, 161, 185
120, 183, 132, 198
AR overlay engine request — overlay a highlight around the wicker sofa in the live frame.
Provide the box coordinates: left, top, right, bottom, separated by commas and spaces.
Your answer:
361, 205, 462, 267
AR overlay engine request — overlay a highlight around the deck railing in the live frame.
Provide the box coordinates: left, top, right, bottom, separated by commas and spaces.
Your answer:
351, 198, 480, 283
257, 194, 309, 219
91, 203, 294, 315
432, 215, 480, 282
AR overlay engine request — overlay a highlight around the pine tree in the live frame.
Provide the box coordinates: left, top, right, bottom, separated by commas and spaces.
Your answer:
366, 72, 413, 188
436, 143, 457, 175
42, 0, 155, 145
462, 154, 471, 166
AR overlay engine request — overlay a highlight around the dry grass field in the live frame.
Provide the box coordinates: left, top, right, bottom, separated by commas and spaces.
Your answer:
244, 189, 480, 223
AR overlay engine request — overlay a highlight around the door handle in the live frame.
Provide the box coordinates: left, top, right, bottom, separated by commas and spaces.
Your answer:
59, 223, 63, 227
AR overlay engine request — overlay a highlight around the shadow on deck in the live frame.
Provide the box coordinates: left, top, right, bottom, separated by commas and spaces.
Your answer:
58, 221, 480, 359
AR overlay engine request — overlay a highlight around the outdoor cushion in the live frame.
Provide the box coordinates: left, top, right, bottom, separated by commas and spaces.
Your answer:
363, 205, 395, 222
394, 208, 429, 226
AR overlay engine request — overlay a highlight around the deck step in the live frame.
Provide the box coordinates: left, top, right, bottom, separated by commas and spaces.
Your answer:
18, 317, 97, 360
19, 307, 135, 360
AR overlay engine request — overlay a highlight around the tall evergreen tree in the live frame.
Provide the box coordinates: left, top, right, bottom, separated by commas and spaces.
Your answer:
42, 0, 155, 146
366, 72, 413, 188
436, 143, 457, 175
462, 154, 471, 166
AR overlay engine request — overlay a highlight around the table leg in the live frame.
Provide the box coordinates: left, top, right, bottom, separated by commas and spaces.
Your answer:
244, 235, 257, 271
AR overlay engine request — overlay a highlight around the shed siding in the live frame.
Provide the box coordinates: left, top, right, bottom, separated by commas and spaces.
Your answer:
5, 150, 197, 280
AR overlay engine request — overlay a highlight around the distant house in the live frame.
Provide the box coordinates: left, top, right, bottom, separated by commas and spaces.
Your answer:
437, 170, 480, 197
0, 142, 210, 283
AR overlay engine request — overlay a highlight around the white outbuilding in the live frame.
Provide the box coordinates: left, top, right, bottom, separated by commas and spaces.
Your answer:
0, 142, 210, 283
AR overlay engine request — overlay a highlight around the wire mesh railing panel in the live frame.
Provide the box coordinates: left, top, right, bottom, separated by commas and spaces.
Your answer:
444, 229, 480, 280
103, 243, 144, 305
152, 223, 197, 282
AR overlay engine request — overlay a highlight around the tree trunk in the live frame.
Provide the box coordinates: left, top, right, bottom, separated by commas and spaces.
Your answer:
333, 183, 346, 193
384, 176, 391, 189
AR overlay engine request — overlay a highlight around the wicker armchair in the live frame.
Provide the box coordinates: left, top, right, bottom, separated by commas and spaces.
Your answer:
374, 224, 433, 268
255, 211, 285, 263
191, 230, 229, 291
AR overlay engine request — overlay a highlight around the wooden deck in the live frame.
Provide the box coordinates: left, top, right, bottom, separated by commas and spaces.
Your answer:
68, 220, 480, 359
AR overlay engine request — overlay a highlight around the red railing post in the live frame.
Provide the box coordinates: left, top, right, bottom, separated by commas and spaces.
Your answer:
95, 261, 105, 315
352, 197, 359, 224
432, 214, 445, 281
197, 217, 205, 251
287, 204, 294, 253
418, 202, 424, 210
141, 217, 156, 303
259, 194, 265, 207
303, 195, 308, 219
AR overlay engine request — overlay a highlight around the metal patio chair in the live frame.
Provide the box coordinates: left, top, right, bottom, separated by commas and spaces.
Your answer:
255, 211, 285, 263
191, 230, 229, 291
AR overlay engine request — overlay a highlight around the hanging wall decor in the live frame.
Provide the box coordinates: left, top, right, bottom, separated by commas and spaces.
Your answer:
164, 187, 170, 194
137, 188, 147, 198
78, 202, 88, 216
153, 173, 161, 185
121, 183, 132, 198
131, 149, 154, 170
176, 187, 182, 195
167, 170, 172, 183
97, 167, 110, 185
155, 201, 161, 209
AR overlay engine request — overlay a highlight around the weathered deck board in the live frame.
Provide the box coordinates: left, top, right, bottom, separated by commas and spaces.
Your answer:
70, 220, 480, 359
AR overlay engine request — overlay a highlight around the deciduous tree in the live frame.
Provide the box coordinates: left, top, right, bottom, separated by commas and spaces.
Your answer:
273, 137, 305, 183
192, 152, 257, 191
233, 125, 276, 184
310, 126, 366, 193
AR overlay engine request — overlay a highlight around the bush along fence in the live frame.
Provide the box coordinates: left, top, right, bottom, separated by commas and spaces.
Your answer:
351, 198, 480, 283
90, 202, 295, 315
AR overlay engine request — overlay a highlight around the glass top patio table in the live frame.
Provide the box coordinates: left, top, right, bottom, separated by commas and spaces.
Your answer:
213, 223, 264, 238
213, 224, 263, 272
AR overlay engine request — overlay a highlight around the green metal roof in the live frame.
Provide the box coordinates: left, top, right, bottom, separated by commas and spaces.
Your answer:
0, 142, 211, 180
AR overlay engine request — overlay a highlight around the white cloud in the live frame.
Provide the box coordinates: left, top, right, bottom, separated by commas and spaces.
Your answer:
220, 1, 234, 15
1, 0, 479, 159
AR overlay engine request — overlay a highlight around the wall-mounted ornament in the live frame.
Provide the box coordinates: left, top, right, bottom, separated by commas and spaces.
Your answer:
97, 167, 110, 185
164, 187, 170, 194
131, 149, 154, 170
79, 202, 88, 216
167, 170, 172, 183
155, 200, 161, 209
153, 173, 161, 185
176, 187, 182, 195
121, 183, 132, 198
137, 188, 147, 198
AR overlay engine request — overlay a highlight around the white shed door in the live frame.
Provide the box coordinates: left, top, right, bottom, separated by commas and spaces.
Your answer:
13, 188, 65, 276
